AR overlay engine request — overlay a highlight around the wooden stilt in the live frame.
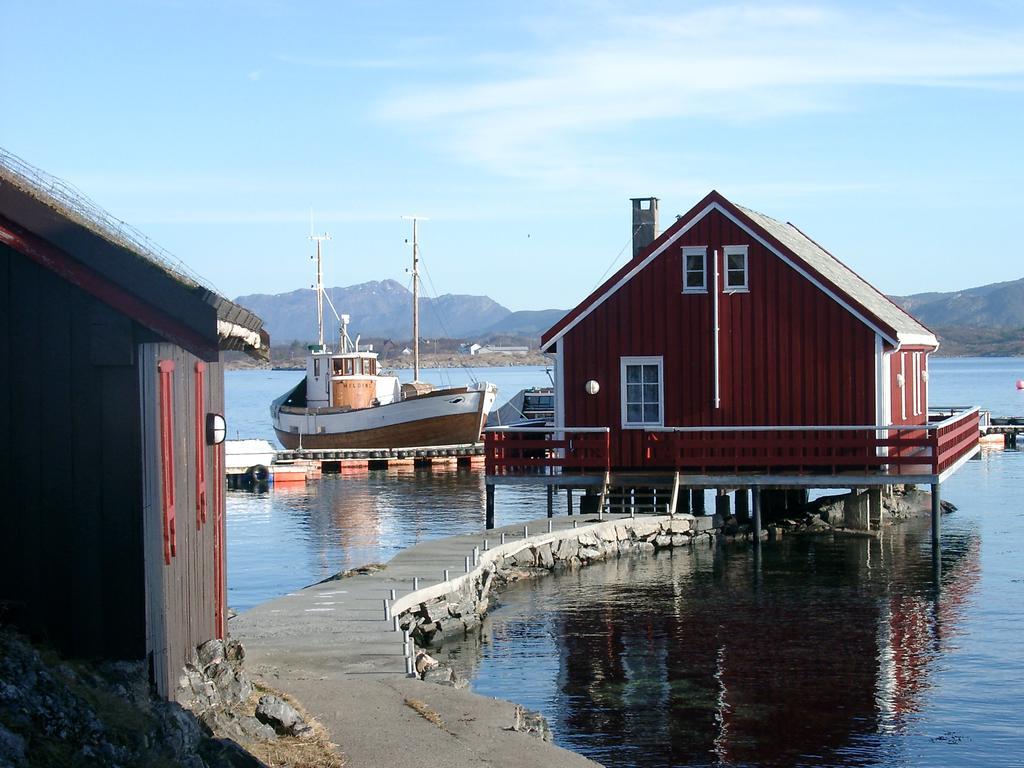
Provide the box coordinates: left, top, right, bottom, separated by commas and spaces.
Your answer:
546, 485, 554, 518
752, 488, 762, 542
485, 483, 495, 530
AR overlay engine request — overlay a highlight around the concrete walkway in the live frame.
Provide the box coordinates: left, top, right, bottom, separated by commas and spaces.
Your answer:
232, 513, 646, 767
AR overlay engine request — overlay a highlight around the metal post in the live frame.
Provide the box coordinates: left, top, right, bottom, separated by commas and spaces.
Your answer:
547, 485, 554, 518
465, 555, 471, 573
443, 569, 449, 581
413, 577, 419, 590
405, 655, 416, 677
485, 483, 495, 530
473, 546, 480, 565
572, 519, 578, 529
393, 615, 400, 632
752, 488, 762, 542
547, 519, 553, 534
383, 599, 391, 621
389, 588, 396, 600
523, 525, 529, 538
931, 483, 941, 547
483, 539, 489, 551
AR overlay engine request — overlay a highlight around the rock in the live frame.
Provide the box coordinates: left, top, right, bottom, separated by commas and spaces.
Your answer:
578, 546, 603, 561
554, 538, 578, 560
224, 640, 245, 663
0, 723, 26, 767
255, 694, 311, 738
670, 534, 687, 547
506, 704, 552, 741
628, 519, 661, 538
513, 548, 537, 567
636, 541, 656, 552
415, 650, 440, 676
197, 639, 226, 667
211, 661, 253, 707
655, 535, 673, 548
535, 543, 555, 569
422, 666, 455, 685
200, 737, 268, 767
576, 532, 600, 547
596, 526, 617, 543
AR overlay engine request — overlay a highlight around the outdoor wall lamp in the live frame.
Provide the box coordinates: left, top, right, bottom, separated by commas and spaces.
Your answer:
585, 380, 600, 395
206, 413, 227, 445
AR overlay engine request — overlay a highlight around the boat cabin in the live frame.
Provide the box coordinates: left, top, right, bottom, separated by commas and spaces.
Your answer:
306, 345, 400, 411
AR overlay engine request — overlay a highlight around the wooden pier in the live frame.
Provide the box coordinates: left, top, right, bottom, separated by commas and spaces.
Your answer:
226, 442, 485, 487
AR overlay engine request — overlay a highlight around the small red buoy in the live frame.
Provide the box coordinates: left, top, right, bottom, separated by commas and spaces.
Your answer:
1017, 380, 1024, 390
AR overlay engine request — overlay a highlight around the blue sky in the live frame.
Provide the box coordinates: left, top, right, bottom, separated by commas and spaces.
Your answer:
2, 1, 1023, 312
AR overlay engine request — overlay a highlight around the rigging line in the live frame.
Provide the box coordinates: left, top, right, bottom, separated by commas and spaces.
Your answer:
416, 255, 460, 389
417, 246, 481, 386
591, 223, 643, 293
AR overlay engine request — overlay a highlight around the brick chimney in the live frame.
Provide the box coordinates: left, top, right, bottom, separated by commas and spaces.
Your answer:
630, 197, 659, 259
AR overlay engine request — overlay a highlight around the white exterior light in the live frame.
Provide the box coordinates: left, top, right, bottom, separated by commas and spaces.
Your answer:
585, 380, 600, 395
206, 413, 227, 445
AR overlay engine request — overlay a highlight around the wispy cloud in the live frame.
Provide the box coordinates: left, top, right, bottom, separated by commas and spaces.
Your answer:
375, 4, 1024, 187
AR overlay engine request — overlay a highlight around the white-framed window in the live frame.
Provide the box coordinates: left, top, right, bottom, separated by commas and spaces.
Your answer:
682, 246, 707, 293
621, 356, 663, 428
724, 245, 749, 292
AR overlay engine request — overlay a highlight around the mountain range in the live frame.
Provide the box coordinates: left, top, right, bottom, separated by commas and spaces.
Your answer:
234, 279, 566, 343
235, 276, 1024, 355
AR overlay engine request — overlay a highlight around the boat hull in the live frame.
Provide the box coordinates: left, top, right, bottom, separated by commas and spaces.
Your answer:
272, 384, 496, 449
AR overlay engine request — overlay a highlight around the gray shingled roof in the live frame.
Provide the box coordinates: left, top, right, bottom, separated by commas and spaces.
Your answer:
735, 203, 935, 344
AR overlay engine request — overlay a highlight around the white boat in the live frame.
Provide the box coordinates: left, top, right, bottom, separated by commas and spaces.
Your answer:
270, 222, 497, 450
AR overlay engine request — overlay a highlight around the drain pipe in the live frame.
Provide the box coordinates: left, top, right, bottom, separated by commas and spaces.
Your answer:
713, 249, 721, 409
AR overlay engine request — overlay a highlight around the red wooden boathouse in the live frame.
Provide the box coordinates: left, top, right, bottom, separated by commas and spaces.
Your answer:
485, 192, 979, 539
0, 150, 268, 698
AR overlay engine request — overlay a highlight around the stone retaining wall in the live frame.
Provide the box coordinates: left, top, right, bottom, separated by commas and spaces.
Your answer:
394, 514, 736, 649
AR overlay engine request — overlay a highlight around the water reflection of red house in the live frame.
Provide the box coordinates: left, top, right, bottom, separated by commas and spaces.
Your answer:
550, 531, 980, 767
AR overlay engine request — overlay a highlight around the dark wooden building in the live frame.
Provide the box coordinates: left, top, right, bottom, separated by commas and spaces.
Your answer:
0, 151, 267, 697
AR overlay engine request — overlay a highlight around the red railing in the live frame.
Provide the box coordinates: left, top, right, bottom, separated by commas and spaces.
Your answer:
485, 427, 610, 475
484, 409, 980, 478
645, 407, 980, 476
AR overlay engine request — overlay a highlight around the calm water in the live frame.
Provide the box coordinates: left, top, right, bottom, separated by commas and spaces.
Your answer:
225, 358, 1024, 767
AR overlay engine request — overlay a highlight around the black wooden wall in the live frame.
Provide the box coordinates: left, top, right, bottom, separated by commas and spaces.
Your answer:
0, 241, 146, 659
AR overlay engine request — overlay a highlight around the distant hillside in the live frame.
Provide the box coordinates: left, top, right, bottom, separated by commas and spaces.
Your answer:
485, 309, 566, 335
235, 279, 564, 343
890, 278, 1024, 356
891, 277, 1024, 329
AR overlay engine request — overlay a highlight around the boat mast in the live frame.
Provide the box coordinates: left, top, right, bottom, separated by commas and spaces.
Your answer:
403, 215, 429, 382
412, 218, 420, 382
310, 231, 331, 348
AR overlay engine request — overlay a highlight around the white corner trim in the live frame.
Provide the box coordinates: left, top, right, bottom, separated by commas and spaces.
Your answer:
554, 344, 565, 431
541, 200, 901, 351
896, 331, 940, 347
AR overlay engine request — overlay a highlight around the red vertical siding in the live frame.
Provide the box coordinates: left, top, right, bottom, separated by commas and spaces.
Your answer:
561, 208, 881, 468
